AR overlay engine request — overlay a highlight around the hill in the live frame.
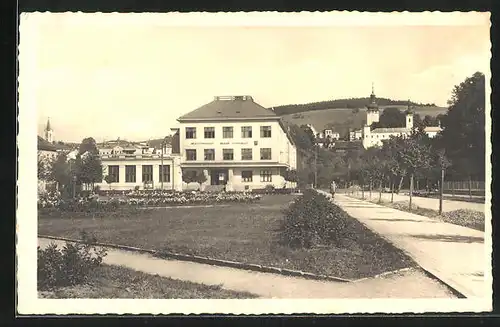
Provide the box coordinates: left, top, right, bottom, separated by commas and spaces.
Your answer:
280, 105, 448, 138
272, 97, 438, 116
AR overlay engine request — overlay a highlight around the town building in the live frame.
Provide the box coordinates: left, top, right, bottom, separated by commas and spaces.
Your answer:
351, 85, 443, 148
174, 95, 298, 191
95, 138, 182, 191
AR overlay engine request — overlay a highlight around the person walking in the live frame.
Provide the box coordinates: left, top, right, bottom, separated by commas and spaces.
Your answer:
330, 180, 337, 199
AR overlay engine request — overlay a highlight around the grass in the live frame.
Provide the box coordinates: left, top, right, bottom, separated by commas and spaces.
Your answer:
39, 194, 415, 280
38, 264, 257, 299
348, 194, 485, 231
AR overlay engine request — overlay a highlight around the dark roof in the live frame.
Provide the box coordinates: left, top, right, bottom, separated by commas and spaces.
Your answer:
177, 96, 278, 121
37, 136, 57, 152
333, 140, 363, 150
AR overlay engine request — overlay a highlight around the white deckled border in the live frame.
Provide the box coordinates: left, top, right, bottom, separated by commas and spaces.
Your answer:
17, 11, 492, 315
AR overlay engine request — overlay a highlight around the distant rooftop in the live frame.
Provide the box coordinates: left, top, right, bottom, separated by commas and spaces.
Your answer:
177, 95, 278, 121
371, 127, 410, 133
37, 136, 57, 152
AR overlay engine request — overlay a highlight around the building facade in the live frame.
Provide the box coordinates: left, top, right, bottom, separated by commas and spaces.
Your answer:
95, 139, 182, 191
358, 85, 442, 148
176, 95, 297, 191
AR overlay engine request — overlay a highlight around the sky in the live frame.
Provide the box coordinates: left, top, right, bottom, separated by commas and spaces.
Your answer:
21, 13, 490, 142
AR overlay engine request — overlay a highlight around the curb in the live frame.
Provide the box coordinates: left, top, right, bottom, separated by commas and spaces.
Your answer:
38, 235, 352, 284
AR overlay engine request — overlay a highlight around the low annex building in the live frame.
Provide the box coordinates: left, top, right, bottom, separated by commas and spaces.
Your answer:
174, 95, 298, 191
95, 138, 182, 191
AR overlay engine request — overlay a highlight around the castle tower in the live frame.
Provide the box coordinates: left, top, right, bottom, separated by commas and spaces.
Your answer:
44, 117, 54, 143
366, 82, 379, 126
405, 100, 414, 130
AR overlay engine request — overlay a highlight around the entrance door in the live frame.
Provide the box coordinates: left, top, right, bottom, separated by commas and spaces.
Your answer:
210, 169, 228, 185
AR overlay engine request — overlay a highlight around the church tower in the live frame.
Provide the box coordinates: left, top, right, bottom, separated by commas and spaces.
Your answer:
405, 100, 414, 130
366, 83, 379, 126
44, 117, 54, 143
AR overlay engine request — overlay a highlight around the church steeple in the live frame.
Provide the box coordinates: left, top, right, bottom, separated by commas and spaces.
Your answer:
44, 117, 54, 143
45, 117, 52, 132
367, 82, 378, 111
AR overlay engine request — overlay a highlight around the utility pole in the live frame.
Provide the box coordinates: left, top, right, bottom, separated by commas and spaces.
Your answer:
439, 167, 444, 215
314, 145, 318, 188
161, 142, 164, 190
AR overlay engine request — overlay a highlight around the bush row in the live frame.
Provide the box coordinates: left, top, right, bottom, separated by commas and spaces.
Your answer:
279, 189, 353, 249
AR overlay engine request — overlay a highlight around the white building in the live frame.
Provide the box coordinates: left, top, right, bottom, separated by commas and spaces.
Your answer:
359, 85, 442, 148
175, 95, 298, 191
96, 139, 182, 191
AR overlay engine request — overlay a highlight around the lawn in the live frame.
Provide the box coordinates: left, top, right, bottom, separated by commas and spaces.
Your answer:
38, 194, 415, 280
39, 264, 257, 299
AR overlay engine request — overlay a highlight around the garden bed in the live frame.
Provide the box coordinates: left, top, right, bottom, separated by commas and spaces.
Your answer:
39, 264, 256, 299
39, 193, 416, 280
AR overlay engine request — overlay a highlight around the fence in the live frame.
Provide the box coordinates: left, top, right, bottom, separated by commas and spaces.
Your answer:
442, 181, 485, 192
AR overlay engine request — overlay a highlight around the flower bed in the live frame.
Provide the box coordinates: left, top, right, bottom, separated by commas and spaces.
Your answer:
124, 191, 261, 206
38, 190, 262, 211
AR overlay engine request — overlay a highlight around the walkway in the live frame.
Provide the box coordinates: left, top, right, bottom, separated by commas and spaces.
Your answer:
326, 193, 488, 299
348, 191, 485, 213
38, 237, 454, 299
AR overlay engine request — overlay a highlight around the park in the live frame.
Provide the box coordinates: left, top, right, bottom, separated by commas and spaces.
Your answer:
37, 72, 487, 299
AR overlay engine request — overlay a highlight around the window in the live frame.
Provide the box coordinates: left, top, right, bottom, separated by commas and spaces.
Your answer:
260, 126, 272, 138
241, 148, 252, 160
223, 149, 234, 160
204, 149, 215, 161
125, 165, 136, 183
142, 165, 153, 183
241, 126, 252, 138
108, 165, 119, 183
186, 149, 197, 161
223, 126, 233, 138
260, 170, 272, 182
204, 127, 215, 139
185, 127, 196, 139
159, 165, 170, 183
260, 148, 272, 160
242, 171, 253, 182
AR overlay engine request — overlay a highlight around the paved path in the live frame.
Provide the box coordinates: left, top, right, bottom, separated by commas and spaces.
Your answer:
348, 191, 485, 213
38, 237, 454, 299
325, 193, 488, 299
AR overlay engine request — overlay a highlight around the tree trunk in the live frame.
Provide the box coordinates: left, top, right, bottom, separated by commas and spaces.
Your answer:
390, 180, 394, 203
451, 180, 455, 197
416, 179, 419, 191
397, 175, 404, 194
439, 168, 444, 215
409, 173, 414, 211
361, 184, 364, 199
369, 181, 372, 200
468, 175, 472, 199
378, 181, 382, 203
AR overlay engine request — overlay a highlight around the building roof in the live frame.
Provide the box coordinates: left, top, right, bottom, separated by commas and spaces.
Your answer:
333, 140, 363, 150
371, 127, 410, 133
177, 96, 278, 122
424, 126, 442, 132
37, 136, 57, 152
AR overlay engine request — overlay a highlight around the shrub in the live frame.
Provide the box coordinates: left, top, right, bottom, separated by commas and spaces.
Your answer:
38, 231, 107, 290
279, 189, 351, 249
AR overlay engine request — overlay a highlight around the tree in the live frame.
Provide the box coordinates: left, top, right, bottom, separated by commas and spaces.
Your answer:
396, 131, 433, 210
37, 152, 53, 181
373, 107, 405, 128
299, 124, 317, 147
75, 152, 103, 190
439, 72, 485, 182
104, 175, 114, 190
423, 115, 436, 127
79, 137, 99, 155
182, 170, 206, 190
283, 169, 298, 185
288, 124, 315, 150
